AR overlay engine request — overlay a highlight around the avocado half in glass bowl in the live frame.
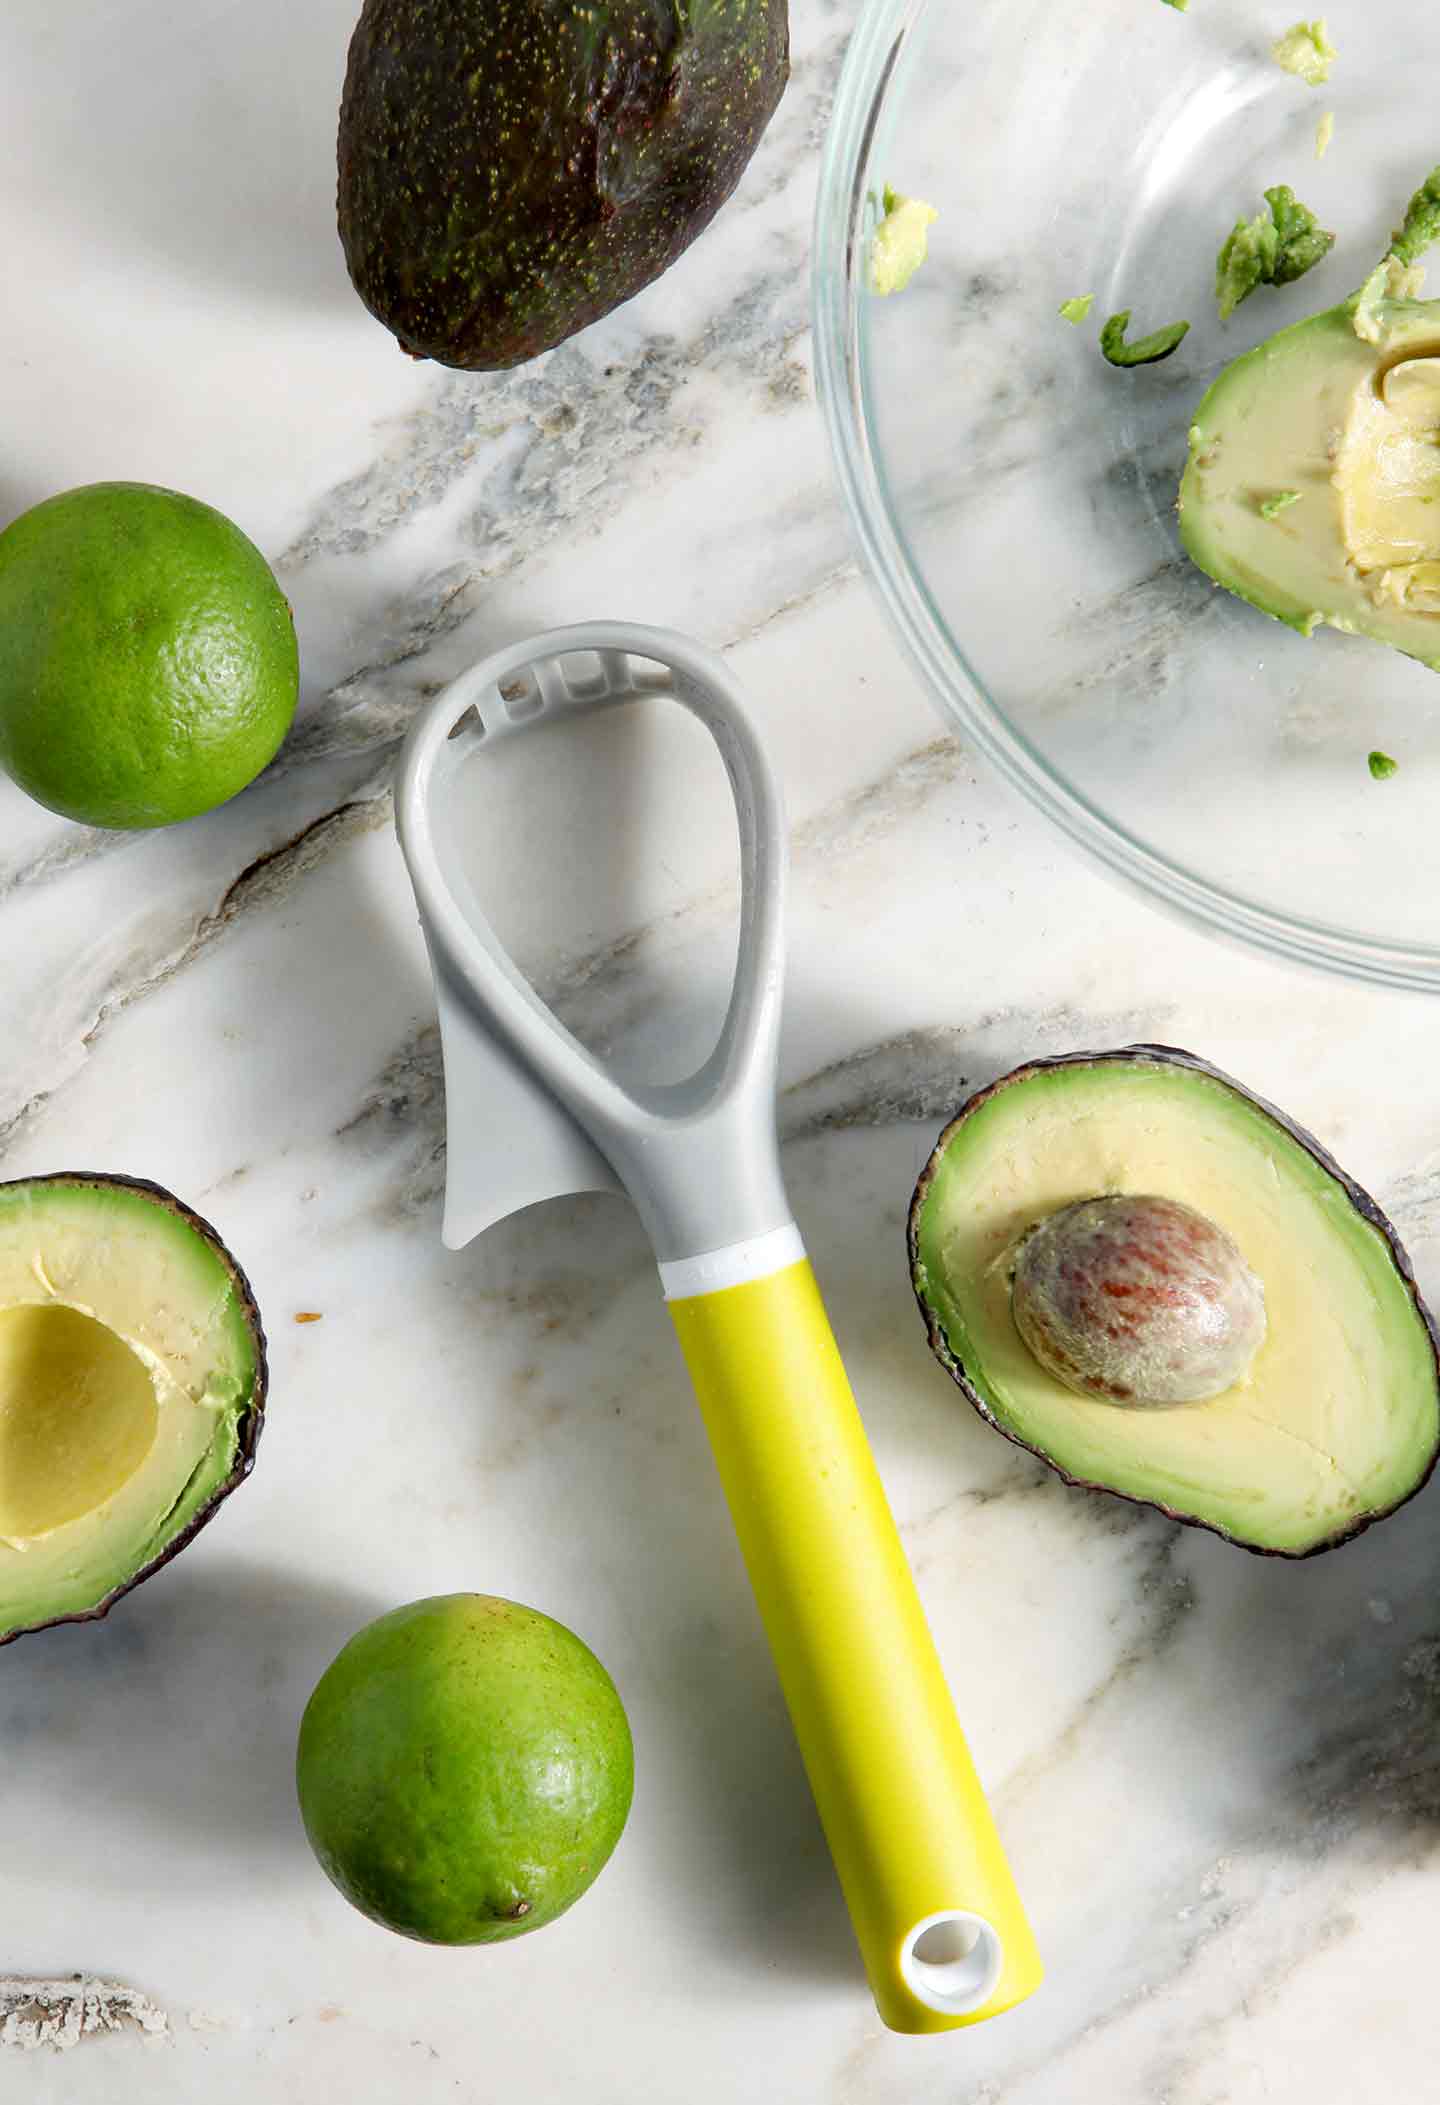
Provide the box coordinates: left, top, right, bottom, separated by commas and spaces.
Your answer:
813, 0, 1440, 989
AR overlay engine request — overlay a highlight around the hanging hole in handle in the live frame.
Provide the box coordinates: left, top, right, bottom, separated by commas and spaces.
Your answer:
900, 1912, 1003, 2017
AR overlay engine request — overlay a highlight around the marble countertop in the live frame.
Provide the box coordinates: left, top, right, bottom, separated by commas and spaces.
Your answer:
6, 3, 1440, 2100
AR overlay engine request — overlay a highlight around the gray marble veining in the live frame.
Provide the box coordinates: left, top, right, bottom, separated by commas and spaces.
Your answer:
3, 3, 1440, 2100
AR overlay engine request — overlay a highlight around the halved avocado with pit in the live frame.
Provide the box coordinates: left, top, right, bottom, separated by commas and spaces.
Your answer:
0, 1174, 265, 1642
909, 1047, 1440, 1556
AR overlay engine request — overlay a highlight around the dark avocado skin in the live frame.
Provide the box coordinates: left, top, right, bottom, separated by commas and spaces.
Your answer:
337, 0, 790, 370
908, 1046, 1440, 1561
0, 1173, 267, 1647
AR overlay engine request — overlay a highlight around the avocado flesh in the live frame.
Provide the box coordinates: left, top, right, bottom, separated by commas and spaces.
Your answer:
1179, 297, 1440, 668
0, 1176, 264, 1642
337, 0, 790, 371
910, 1049, 1440, 1556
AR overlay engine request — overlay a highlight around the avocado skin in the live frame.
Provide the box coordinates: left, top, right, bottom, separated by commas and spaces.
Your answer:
908, 1046, 1440, 1560
337, 0, 790, 370
0, 1172, 267, 1646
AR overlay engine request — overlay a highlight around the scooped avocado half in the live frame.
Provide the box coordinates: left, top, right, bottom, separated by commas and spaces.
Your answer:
0, 1175, 265, 1642
1180, 296, 1440, 665
909, 1047, 1440, 1556
1179, 164, 1440, 667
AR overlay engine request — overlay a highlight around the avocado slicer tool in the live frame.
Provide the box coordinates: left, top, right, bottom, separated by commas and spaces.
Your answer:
396, 622, 1041, 2034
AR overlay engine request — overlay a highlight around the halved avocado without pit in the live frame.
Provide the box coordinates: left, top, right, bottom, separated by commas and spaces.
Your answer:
1178, 162, 1440, 667
909, 1047, 1440, 1556
0, 1174, 265, 1643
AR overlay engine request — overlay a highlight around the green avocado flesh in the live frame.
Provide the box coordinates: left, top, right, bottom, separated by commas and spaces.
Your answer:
337, 0, 790, 371
910, 1051, 1440, 1555
0, 1176, 264, 1642
1179, 296, 1440, 668
1215, 186, 1334, 322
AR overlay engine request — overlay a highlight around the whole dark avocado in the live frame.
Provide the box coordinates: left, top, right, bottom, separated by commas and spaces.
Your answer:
336, 0, 790, 370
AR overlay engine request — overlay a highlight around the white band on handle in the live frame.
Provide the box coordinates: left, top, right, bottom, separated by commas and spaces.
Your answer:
658, 1224, 807, 1302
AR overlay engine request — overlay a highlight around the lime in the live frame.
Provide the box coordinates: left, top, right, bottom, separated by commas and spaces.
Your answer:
0, 481, 298, 829
295, 1594, 634, 1945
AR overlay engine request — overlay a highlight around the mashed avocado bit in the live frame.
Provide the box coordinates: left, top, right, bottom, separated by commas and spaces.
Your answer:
1271, 20, 1337, 86
871, 188, 938, 297
1216, 186, 1335, 320
1351, 173, 1440, 342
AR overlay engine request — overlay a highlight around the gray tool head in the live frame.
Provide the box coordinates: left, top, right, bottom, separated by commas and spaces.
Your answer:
395, 623, 792, 1264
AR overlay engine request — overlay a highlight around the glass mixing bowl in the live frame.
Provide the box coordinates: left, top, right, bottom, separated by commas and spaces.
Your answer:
813, 0, 1440, 989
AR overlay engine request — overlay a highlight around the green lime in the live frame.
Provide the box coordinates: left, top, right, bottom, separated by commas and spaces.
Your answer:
0, 481, 298, 829
295, 1594, 634, 1945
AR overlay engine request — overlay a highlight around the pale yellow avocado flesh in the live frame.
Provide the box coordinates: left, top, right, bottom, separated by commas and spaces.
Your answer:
912, 1059, 1440, 1554
0, 1179, 261, 1640
1179, 298, 1440, 666
0, 1305, 159, 1539
870, 191, 937, 297
1339, 351, 1440, 608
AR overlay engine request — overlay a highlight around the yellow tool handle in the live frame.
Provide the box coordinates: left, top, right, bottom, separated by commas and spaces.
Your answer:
668, 1256, 1041, 2034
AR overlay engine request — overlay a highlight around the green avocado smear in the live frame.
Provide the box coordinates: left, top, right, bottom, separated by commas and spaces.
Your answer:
1180, 160, 1440, 671
1101, 309, 1190, 367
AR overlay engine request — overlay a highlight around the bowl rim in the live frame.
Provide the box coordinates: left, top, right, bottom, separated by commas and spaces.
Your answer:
810, 0, 1440, 994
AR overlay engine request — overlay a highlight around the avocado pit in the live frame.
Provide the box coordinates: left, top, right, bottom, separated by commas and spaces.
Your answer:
1010, 1194, 1267, 1407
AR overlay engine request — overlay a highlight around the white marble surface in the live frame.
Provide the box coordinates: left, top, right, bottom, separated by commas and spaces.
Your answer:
5, 2, 1440, 2099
